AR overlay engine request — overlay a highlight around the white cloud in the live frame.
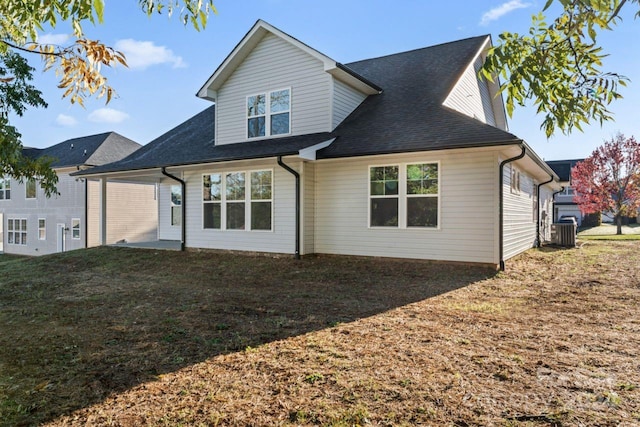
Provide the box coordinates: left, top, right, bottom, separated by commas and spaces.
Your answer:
56, 114, 78, 127
480, 0, 532, 25
38, 33, 71, 45
88, 108, 130, 124
114, 39, 186, 70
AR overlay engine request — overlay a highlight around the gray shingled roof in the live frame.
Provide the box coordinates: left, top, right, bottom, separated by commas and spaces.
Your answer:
546, 159, 584, 182
25, 132, 140, 168
76, 35, 522, 176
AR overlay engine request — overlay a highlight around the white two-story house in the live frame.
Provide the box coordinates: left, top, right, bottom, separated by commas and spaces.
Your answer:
75, 20, 559, 269
0, 132, 158, 255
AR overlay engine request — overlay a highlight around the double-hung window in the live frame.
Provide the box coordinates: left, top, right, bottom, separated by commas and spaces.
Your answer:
202, 170, 273, 231
510, 166, 521, 193
72, 218, 81, 240
0, 177, 10, 200
203, 173, 222, 229
247, 89, 290, 138
225, 172, 246, 230
7, 218, 27, 245
26, 178, 37, 199
170, 185, 182, 226
369, 163, 439, 228
38, 219, 46, 240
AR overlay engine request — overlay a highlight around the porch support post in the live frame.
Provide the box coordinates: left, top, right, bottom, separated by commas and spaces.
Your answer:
99, 178, 107, 245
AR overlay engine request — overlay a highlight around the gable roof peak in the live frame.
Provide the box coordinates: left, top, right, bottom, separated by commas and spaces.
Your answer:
196, 19, 381, 101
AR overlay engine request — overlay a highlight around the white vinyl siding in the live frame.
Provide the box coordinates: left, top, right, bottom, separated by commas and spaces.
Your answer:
314, 151, 498, 264
332, 79, 367, 130
180, 159, 296, 254
443, 55, 496, 126
302, 162, 315, 255
502, 163, 537, 260
87, 180, 158, 247
158, 180, 182, 241
216, 33, 331, 145
539, 186, 555, 242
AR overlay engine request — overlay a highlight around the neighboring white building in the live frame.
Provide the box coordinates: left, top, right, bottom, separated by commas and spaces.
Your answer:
546, 159, 584, 225
0, 132, 158, 256
75, 20, 560, 269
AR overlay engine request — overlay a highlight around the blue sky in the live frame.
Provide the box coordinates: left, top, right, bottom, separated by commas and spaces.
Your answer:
11, 0, 640, 161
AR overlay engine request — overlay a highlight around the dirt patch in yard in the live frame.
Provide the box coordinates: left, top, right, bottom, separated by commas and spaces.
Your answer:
1, 242, 639, 426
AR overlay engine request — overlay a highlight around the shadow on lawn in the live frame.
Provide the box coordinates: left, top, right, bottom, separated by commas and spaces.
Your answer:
0, 247, 495, 426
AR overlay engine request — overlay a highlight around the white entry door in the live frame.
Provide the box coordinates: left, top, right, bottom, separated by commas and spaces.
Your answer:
0, 213, 3, 253
57, 223, 65, 252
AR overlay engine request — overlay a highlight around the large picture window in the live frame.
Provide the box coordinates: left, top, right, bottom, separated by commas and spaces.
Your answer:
202, 170, 273, 231
247, 89, 290, 138
0, 177, 10, 200
369, 163, 439, 229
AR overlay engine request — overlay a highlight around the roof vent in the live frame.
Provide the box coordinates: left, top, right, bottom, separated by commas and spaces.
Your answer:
83, 149, 87, 156
70, 143, 74, 149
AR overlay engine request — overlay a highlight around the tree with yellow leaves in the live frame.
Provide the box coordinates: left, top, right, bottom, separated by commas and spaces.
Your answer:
0, 0, 216, 196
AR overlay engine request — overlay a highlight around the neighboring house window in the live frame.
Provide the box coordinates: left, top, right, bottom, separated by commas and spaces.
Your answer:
510, 166, 521, 193
563, 186, 575, 196
247, 88, 290, 138
203, 173, 222, 229
38, 219, 46, 240
170, 185, 182, 226
7, 218, 27, 245
71, 218, 80, 240
202, 170, 273, 231
0, 177, 10, 200
25, 178, 37, 199
369, 163, 439, 228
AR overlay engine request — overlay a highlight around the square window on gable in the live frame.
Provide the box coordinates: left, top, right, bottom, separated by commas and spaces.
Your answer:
247, 89, 290, 139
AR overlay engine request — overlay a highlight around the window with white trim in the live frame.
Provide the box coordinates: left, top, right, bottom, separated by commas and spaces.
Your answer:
369, 163, 439, 228
7, 218, 27, 245
226, 172, 246, 230
203, 173, 222, 229
170, 185, 182, 226
0, 177, 10, 200
247, 89, 290, 138
25, 178, 37, 199
202, 170, 273, 231
71, 218, 80, 240
38, 218, 46, 240
510, 165, 521, 193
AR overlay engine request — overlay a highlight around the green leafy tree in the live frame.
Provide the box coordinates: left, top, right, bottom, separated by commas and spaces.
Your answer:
483, 0, 638, 138
0, 0, 216, 196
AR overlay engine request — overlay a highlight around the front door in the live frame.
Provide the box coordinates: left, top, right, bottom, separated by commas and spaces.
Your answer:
57, 223, 65, 252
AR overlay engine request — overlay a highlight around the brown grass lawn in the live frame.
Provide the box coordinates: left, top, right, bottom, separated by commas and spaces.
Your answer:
0, 242, 639, 426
